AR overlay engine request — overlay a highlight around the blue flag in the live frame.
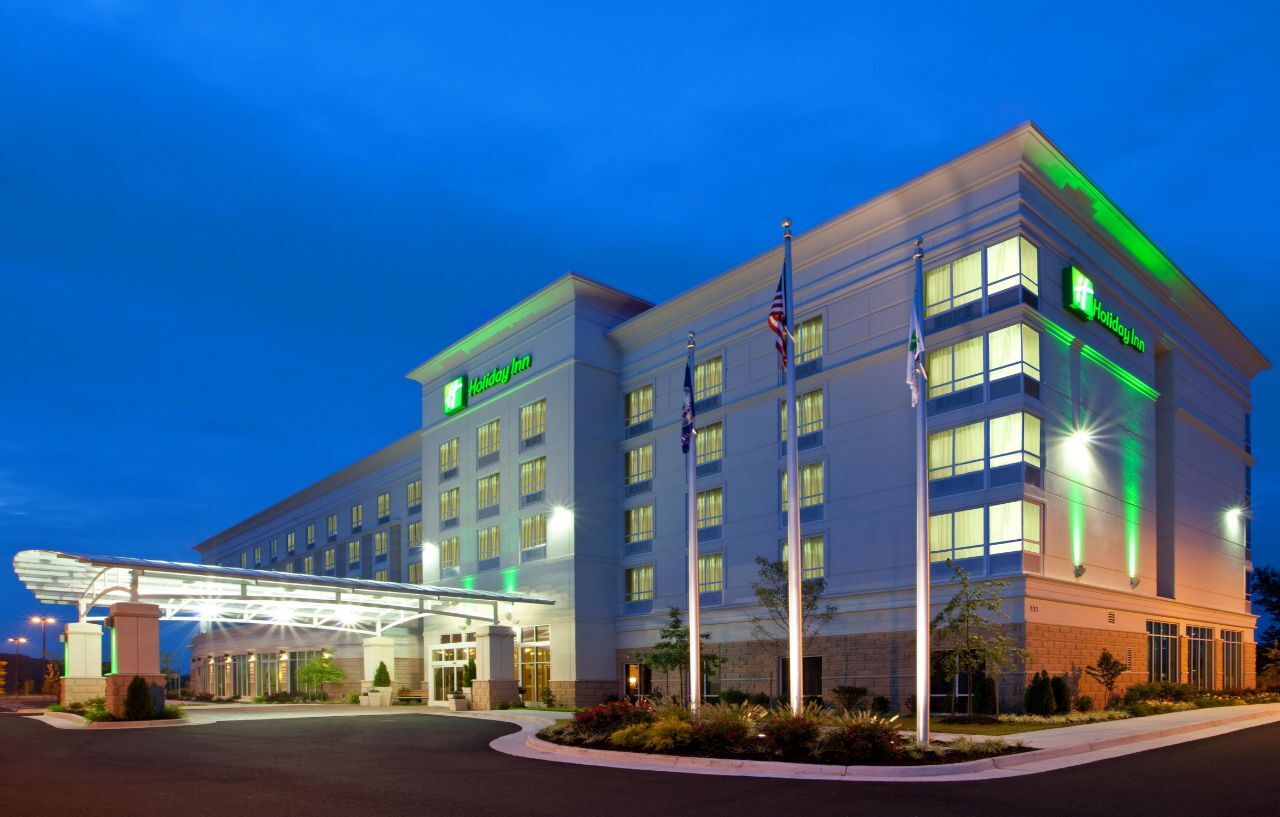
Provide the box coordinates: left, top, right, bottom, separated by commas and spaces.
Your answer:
681, 361, 695, 453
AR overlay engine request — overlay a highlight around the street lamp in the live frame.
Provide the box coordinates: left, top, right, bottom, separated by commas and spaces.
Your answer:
6, 637, 28, 657
29, 616, 55, 661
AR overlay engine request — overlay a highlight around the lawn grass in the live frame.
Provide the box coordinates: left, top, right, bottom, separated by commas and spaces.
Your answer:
895, 716, 1064, 736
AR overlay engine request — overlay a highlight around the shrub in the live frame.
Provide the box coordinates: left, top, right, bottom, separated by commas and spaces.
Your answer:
540, 686, 557, 707
815, 712, 903, 764
125, 676, 154, 721
572, 700, 655, 738
830, 685, 868, 712
870, 695, 892, 715
1051, 675, 1072, 715
608, 723, 652, 749
373, 661, 392, 687
971, 675, 997, 715
539, 720, 577, 744
47, 703, 64, 713
746, 692, 770, 707
1024, 671, 1056, 716
1075, 695, 1095, 713
718, 688, 748, 705
1122, 682, 1198, 705
694, 703, 765, 755
760, 709, 822, 761
643, 717, 696, 751
347, 692, 361, 704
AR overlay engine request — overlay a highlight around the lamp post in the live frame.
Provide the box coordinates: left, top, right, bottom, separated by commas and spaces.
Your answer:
6, 637, 27, 657
29, 616, 55, 661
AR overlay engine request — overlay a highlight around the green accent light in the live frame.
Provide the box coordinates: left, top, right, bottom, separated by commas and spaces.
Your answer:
1041, 317, 1076, 348
109, 627, 118, 675
1062, 266, 1145, 353
1080, 345, 1159, 401
442, 354, 534, 415
502, 567, 520, 594
460, 575, 476, 590
1069, 481, 1085, 569
443, 376, 468, 415
1122, 436, 1142, 581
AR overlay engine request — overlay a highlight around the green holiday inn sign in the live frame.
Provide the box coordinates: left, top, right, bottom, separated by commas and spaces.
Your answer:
1062, 266, 1146, 353
443, 354, 533, 415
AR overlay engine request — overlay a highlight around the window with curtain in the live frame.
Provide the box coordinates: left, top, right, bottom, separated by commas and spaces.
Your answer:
306, 525, 315, 546
407, 479, 422, 507
625, 505, 654, 543
520, 457, 547, 495
408, 521, 422, 548
348, 540, 360, 565
478, 526, 501, 561
439, 438, 459, 474
694, 356, 723, 399
795, 316, 823, 363
520, 399, 546, 441
989, 412, 1042, 468
780, 388, 824, 439
625, 385, 654, 425
928, 420, 985, 479
781, 533, 826, 578
987, 324, 1040, 381
925, 336, 984, 398
477, 419, 501, 457
928, 507, 985, 562
374, 531, 388, 557
350, 504, 363, 529
697, 487, 723, 528
439, 487, 459, 523
625, 444, 654, 484
374, 569, 388, 582
439, 537, 460, 569
324, 549, 335, 570
924, 249, 983, 316
520, 514, 547, 549
989, 500, 1041, 554
696, 421, 723, 465
408, 563, 422, 583
477, 474, 500, 510
327, 514, 338, 537
699, 552, 724, 592
253, 546, 261, 566
781, 462, 825, 510
625, 565, 654, 602
377, 492, 390, 519
303, 555, 315, 574
986, 236, 1039, 295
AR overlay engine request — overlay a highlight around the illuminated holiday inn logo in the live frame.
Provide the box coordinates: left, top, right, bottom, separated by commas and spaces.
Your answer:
443, 354, 533, 415
1062, 266, 1145, 353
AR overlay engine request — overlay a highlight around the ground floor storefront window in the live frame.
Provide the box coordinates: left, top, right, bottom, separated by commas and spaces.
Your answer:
518, 626, 550, 703
1147, 620, 1179, 683
288, 650, 325, 697
1186, 626, 1213, 690
1223, 630, 1243, 689
256, 654, 280, 696
431, 634, 476, 702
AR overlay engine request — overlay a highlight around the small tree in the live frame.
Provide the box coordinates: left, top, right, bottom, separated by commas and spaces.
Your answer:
930, 560, 1028, 715
633, 607, 722, 704
372, 660, 391, 688
125, 675, 153, 720
42, 662, 61, 696
463, 656, 477, 688
297, 654, 348, 699
1084, 650, 1129, 708
749, 556, 837, 696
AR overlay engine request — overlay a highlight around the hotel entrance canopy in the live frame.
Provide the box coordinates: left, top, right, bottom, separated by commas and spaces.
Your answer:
13, 549, 553, 636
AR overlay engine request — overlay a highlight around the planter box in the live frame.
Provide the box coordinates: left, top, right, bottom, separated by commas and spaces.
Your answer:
448, 698, 470, 711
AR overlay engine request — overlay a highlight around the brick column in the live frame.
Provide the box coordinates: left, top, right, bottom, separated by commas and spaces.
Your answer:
104, 602, 165, 718
472, 625, 517, 709
61, 622, 106, 707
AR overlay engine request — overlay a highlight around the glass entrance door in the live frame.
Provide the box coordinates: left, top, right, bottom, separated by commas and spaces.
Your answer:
430, 645, 474, 702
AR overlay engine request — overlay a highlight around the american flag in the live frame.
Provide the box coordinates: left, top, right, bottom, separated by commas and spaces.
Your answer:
681, 361, 696, 453
768, 270, 788, 371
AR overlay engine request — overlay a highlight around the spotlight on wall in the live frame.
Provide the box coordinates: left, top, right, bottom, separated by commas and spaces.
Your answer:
1073, 564, 1087, 578
1065, 427, 1094, 463
1129, 576, 1141, 589
549, 505, 574, 536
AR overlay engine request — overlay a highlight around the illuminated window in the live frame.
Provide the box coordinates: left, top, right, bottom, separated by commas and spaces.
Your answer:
350, 504, 363, 530
928, 508, 985, 562
253, 546, 261, 566
781, 533, 826, 579
924, 249, 982, 317
477, 419, 501, 458
780, 388, 824, 440
694, 356, 723, 400
374, 569, 388, 582
781, 462, 824, 510
625, 444, 654, 484
988, 500, 1041, 554
697, 487, 723, 529
439, 487, 459, 524
407, 479, 422, 509
928, 421, 985, 480
327, 514, 338, 538
439, 537, 460, 570
520, 514, 547, 550
1147, 621, 1179, 683
407, 521, 422, 548
284, 560, 294, 573
794, 316, 823, 364
520, 457, 547, 496
348, 541, 360, 566
1223, 630, 1243, 689
478, 526, 501, 561
374, 531, 388, 557
305, 525, 314, 547
408, 562, 423, 584
1187, 626, 1213, 690
925, 336, 984, 398
625, 505, 654, 543
439, 438, 459, 475
696, 421, 723, 465
625, 385, 654, 426
987, 324, 1040, 382
477, 473, 500, 510
377, 492, 391, 520
303, 554, 315, 574
240, 552, 248, 569
323, 548, 335, 571
285, 532, 294, 554
986, 236, 1038, 295
520, 399, 546, 441
989, 412, 1042, 468
699, 552, 724, 593
625, 565, 654, 602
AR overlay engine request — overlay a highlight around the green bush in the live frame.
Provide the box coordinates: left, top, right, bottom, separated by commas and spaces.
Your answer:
47, 703, 64, 712
571, 700, 655, 739
1051, 675, 1072, 715
1024, 671, 1056, 716
373, 661, 391, 687
608, 723, 652, 749
718, 688, 748, 705
347, 692, 361, 704
761, 709, 822, 761
1122, 682, 1197, 705
1075, 695, 1095, 712
830, 685, 868, 712
125, 676, 153, 721
870, 695, 892, 715
746, 692, 770, 707
643, 717, 696, 751
814, 712, 903, 764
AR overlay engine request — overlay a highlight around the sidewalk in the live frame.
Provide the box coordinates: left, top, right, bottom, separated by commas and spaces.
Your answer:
489, 703, 1280, 782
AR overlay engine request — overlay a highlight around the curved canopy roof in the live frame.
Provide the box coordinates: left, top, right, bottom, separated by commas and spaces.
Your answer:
14, 549, 552, 636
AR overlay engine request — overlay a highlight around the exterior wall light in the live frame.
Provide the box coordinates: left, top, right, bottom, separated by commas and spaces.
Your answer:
1073, 564, 1086, 578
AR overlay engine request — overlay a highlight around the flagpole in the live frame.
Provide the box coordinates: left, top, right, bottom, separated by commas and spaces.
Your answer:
913, 237, 932, 743
782, 218, 804, 715
686, 331, 702, 713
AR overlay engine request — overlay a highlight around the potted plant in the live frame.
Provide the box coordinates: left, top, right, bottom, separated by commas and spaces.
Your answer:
448, 687, 469, 711
370, 661, 392, 707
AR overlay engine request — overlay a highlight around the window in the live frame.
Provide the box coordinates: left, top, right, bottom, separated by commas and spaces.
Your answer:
697, 487, 723, 529
988, 324, 1040, 382
625, 385, 654, 426
323, 548, 335, 571
625, 505, 654, 543
781, 388, 824, 440
781, 533, 826, 579
439, 438, 459, 475
284, 560, 295, 573
520, 457, 547, 496
518, 628, 552, 704
1223, 630, 1243, 689
989, 412, 1042, 468
694, 356, 723, 400
374, 569, 388, 582
794, 316, 823, 364
1147, 620, 1179, 682
303, 554, 315, 574
926, 336, 984, 398
374, 531, 388, 558
928, 420, 985, 479
625, 444, 654, 484
625, 565, 654, 602
924, 248, 982, 317
239, 552, 248, 569
327, 514, 338, 539
439, 537, 460, 570
520, 514, 547, 550
350, 503, 363, 531
477, 473, 500, 510
520, 399, 546, 441
269, 539, 279, 560
929, 508, 985, 562
477, 419, 501, 458
253, 546, 261, 566
696, 421, 723, 465
781, 462, 824, 511
986, 236, 1038, 295
407, 521, 422, 548
1187, 626, 1213, 690
348, 540, 360, 566
377, 492, 391, 520
699, 552, 723, 593
478, 526, 501, 561
285, 533, 294, 554
408, 562, 422, 584
988, 500, 1042, 554
408, 479, 422, 509
305, 525, 315, 547
439, 487, 460, 524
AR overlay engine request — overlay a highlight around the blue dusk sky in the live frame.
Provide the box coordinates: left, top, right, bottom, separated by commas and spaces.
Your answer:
1, 2, 1277, 658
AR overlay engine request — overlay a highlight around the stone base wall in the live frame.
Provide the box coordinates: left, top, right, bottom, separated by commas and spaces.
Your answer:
61, 677, 106, 707
471, 680, 520, 710
105, 673, 166, 719
547, 680, 614, 708
325, 656, 364, 700
1020, 622, 1148, 705
394, 657, 424, 692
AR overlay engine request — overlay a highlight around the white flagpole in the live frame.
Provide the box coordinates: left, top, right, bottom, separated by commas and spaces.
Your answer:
686, 331, 702, 713
913, 237, 932, 743
782, 218, 804, 715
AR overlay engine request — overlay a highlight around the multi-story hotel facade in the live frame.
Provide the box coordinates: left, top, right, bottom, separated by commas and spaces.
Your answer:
191, 123, 1265, 709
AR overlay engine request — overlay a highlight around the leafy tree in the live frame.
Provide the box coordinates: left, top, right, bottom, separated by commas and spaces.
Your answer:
125, 675, 153, 720
42, 661, 61, 696
1253, 566, 1280, 678
371, 660, 391, 688
633, 607, 722, 704
749, 557, 838, 687
1084, 650, 1129, 708
1023, 670, 1056, 716
297, 654, 348, 698
930, 559, 1028, 715
463, 656, 477, 688
0, 659, 7, 694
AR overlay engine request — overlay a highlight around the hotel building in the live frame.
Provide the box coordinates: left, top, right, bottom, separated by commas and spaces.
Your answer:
190, 123, 1265, 709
